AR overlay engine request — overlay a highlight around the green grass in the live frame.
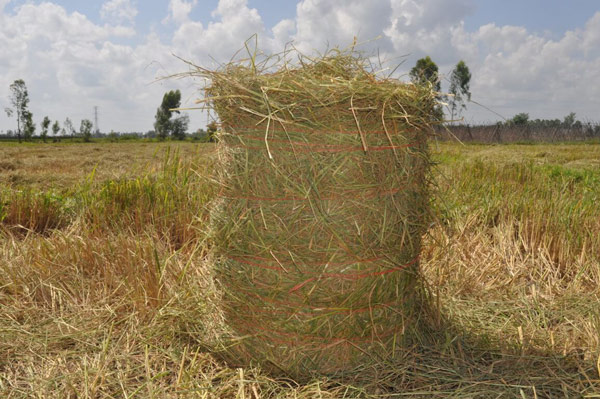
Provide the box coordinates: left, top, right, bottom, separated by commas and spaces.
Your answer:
1, 141, 599, 397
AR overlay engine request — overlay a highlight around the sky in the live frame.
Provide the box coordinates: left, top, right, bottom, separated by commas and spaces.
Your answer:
0, 0, 599, 133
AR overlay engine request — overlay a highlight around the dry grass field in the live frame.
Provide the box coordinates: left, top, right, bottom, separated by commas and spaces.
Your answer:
0, 142, 201, 189
1, 140, 599, 398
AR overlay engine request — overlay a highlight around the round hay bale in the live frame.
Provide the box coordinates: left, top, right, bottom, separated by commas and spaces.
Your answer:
198, 49, 437, 379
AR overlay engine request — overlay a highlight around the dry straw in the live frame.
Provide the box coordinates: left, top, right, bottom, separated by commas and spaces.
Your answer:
189, 43, 438, 380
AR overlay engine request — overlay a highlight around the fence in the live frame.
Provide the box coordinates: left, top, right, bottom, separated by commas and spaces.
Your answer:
439, 123, 600, 143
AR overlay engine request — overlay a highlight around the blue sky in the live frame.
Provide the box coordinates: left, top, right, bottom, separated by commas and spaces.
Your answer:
7, 0, 598, 38
1, 0, 599, 132
5, 1, 297, 29
464, 0, 599, 37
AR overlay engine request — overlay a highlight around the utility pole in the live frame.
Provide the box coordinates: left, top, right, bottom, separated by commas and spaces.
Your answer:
94, 106, 100, 134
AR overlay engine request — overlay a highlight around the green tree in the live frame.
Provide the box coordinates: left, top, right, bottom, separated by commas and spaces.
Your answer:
23, 110, 35, 140
52, 121, 60, 137
410, 56, 441, 92
563, 112, 576, 128
154, 108, 170, 140
511, 113, 529, 125
5, 79, 30, 143
449, 60, 472, 122
171, 114, 189, 140
154, 90, 182, 140
80, 119, 93, 142
64, 117, 75, 137
207, 121, 218, 143
41, 116, 51, 142
410, 56, 443, 121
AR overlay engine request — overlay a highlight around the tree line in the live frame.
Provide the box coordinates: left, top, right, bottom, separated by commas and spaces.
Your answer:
2, 79, 218, 143
3, 79, 96, 143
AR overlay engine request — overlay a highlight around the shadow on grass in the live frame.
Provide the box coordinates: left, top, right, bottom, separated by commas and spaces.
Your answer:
178, 272, 598, 397
322, 311, 600, 398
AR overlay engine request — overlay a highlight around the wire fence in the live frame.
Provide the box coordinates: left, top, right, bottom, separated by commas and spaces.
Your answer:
439, 123, 600, 143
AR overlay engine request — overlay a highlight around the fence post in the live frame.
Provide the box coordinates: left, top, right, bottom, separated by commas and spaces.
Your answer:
492, 123, 502, 143
466, 124, 473, 141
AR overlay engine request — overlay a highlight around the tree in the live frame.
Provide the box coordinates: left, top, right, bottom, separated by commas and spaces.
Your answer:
23, 110, 35, 140
171, 114, 189, 140
207, 121, 218, 143
449, 60, 472, 122
511, 113, 529, 125
154, 90, 182, 140
563, 112, 576, 128
80, 119, 93, 142
5, 79, 30, 143
410, 56, 441, 92
41, 116, 51, 142
64, 117, 75, 137
410, 56, 443, 121
154, 108, 171, 140
52, 121, 60, 137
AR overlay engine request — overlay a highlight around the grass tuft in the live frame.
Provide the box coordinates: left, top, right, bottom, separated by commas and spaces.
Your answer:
0, 190, 70, 236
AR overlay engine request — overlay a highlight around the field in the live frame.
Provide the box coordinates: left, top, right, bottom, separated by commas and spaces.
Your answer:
1, 140, 599, 398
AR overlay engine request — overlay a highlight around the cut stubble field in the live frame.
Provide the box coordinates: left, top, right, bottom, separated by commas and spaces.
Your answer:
0, 140, 599, 398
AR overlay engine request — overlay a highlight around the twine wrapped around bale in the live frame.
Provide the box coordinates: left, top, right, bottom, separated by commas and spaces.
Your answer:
195, 47, 437, 379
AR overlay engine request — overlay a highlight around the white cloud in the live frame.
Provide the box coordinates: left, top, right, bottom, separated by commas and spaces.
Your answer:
164, 0, 198, 24
100, 0, 138, 25
269, 18, 295, 51
0, 2, 158, 133
171, 0, 266, 64
293, 0, 394, 53
290, 0, 475, 63
448, 14, 600, 121
383, 0, 474, 64
580, 12, 600, 58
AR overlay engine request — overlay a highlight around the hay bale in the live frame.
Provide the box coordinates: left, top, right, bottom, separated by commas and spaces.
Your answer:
198, 48, 436, 379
